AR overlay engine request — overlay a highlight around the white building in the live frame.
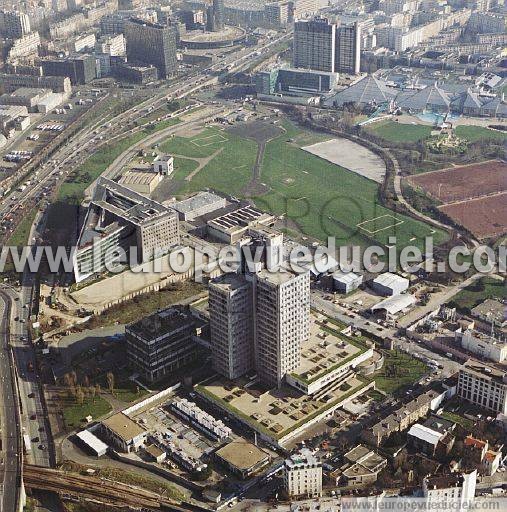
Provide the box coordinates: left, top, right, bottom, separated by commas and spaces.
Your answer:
332, 271, 362, 294
95, 33, 126, 56
284, 449, 322, 498
457, 329, 507, 364
423, 470, 476, 507
255, 269, 310, 388
457, 360, 507, 415
209, 274, 254, 380
100, 413, 147, 453
153, 154, 174, 176
372, 272, 409, 296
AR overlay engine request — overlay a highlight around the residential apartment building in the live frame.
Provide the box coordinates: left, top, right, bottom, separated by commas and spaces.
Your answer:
292, 0, 320, 20
264, 1, 292, 27
457, 360, 507, 415
335, 22, 361, 74
96, 34, 126, 56
362, 389, 446, 446
293, 17, 361, 74
284, 449, 322, 498
0, 73, 72, 94
0, 10, 31, 38
254, 269, 310, 388
124, 18, 178, 79
209, 274, 254, 380
423, 471, 477, 507
209, 228, 310, 388
126, 306, 205, 383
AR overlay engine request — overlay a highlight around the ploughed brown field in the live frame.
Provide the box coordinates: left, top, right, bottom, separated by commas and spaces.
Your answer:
405, 160, 507, 239
406, 160, 507, 203
439, 192, 507, 240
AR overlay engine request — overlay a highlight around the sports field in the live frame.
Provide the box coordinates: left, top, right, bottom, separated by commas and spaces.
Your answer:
365, 121, 433, 143
162, 122, 448, 249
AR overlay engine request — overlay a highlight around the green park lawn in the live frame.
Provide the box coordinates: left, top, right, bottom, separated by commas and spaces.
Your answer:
157, 122, 447, 250
454, 125, 507, 142
366, 121, 433, 143
254, 124, 447, 249
62, 394, 112, 429
374, 350, 428, 395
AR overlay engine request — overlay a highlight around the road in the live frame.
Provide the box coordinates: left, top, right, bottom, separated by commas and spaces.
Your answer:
311, 292, 460, 380
0, 292, 21, 512
0, 31, 291, 232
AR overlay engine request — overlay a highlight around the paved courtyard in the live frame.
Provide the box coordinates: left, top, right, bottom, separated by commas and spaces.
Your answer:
302, 138, 386, 183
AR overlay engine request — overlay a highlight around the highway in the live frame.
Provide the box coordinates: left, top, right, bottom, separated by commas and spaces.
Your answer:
0, 31, 291, 232
0, 291, 21, 512
0, 31, 291, 510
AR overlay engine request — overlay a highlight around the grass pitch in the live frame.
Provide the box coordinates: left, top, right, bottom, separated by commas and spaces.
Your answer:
365, 121, 433, 143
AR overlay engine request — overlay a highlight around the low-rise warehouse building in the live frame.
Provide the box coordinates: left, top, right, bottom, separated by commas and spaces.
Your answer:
214, 441, 270, 479
101, 413, 147, 453
371, 272, 409, 296
371, 294, 416, 317
75, 429, 108, 457
118, 170, 163, 196
332, 271, 363, 294
171, 191, 227, 221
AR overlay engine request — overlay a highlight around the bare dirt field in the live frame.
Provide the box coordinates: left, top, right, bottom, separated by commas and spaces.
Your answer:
439, 192, 507, 240
406, 160, 507, 203
301, 138, 386, 183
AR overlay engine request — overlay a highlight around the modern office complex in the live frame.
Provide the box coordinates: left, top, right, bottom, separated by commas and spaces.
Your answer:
124, 18, 177, 78
0, 10, 31, 38
284, 449, 322, 498
457, 360, 507, 415
73, 177, 179, 283
209, 228, 310, 388
293, 18, 336, 73
335, 22, 361, 74
40, 55, 97, 85
293, 17, 361, 74
255, 67, 338, 96
126, 306, 206, 383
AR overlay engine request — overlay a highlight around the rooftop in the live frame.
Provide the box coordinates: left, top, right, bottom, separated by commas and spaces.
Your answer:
373, 272, 409, 289
215, 441, 269, 471
291, 316, 368, 384
171, 191, 226, 215
285, 448, 320, 469
461, 360, 506, 384
470, 299, 506, 325
102, 413, 145, 442
126, 305, 205, 341
197, 372, 371, 442
407, 423, 443, 446
207, 204, 274, 234
118, 171, 161, 187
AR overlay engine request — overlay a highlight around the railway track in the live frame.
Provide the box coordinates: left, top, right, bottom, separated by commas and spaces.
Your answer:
23, 465, 200, 511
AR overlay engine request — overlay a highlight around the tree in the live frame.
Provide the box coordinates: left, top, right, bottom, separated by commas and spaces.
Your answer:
76, 386, 85, 406
106, 372, 115, 395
